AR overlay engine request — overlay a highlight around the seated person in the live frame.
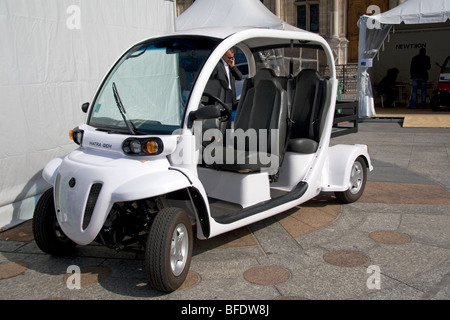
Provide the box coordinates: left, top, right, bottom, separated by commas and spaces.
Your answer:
377, 68, 399, 108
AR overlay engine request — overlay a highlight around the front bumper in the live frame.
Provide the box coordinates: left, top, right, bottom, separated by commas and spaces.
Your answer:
44, 149, 173, 245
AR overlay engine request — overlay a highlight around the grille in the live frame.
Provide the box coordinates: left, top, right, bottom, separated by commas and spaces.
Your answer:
82, 183, 103, 230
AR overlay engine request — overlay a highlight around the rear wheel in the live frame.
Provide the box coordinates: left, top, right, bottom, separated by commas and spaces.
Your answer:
145, 207, 193, 292
32, 188, 76, 255
335, 156, 367, 204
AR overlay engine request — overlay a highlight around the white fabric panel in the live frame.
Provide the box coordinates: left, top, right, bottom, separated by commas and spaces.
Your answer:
0, 0, 175, 229
368, 0, 450, 25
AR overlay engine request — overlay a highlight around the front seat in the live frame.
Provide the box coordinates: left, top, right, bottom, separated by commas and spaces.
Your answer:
204, 77, 288, 175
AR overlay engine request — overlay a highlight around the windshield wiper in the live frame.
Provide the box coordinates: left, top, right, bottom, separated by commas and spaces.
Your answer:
112, 82, 136, 135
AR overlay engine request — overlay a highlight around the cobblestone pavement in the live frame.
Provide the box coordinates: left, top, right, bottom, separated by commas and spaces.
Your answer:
1, 122, 449, 303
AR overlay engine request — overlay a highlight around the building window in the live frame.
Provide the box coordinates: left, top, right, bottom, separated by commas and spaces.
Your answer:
296, 0, 319, 33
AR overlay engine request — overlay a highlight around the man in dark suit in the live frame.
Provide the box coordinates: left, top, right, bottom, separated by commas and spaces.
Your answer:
210, 48, 243, 111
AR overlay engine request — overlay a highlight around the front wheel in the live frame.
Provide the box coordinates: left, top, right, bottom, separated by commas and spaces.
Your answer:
145, 207, 193, 292
335, 156, 367, 204
32, 188, 76, 255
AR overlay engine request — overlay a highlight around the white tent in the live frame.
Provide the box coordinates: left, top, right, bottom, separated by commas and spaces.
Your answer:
357, 0, 450, 117
175, 0, 300, 32
0, 0, 175, 230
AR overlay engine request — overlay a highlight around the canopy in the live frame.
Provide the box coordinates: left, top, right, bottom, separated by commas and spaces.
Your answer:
368, 0, 450, 25
175, 0, 299, 32
357, 0, 450, 118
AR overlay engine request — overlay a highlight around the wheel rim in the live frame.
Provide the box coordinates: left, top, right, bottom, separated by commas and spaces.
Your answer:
170, 223, 189, 276
349, 161, 364, 195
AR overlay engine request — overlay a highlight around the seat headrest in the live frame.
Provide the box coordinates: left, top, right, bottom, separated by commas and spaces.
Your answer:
253, 68, 277, 86
295, 69, 321, 82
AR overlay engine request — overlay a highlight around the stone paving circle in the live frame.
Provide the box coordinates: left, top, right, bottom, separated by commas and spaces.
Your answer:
323, 250, 370, 267
0, 261, 28, 280
179, 271, 201, 290
243, 265, 291, 286
369, 230, 411, 244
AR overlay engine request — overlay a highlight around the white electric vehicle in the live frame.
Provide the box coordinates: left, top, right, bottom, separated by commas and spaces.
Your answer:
33, 26, 372, 292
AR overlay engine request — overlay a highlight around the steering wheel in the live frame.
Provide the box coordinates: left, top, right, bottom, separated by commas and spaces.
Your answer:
201, 92, 231, 122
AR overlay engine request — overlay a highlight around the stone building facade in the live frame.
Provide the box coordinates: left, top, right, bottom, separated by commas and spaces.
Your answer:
175, 0, 407, 65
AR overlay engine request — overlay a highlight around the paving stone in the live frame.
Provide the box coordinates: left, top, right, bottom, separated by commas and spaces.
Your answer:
367, 242, 450, 283
369, 230, 411, 244
321, 230, 379, 252
1, 123, 450, 301
190, 256, 258, 281
322, 250, 370, 267
62, 265, 110, 286
0, 220, 33, 242
243, 265, 291, 286
249, 217, 302, 255
277, 264, 398, 300
179, 271, 201, 290
0, 261, 28, 279
360, 182, 450, 205
359, 213, 402, 232
400, 214, 450, 247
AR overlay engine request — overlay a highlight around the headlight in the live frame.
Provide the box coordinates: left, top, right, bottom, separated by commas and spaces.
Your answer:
69, 127, 84, 145
129, 139, 142, 154
122, 138, 163, 156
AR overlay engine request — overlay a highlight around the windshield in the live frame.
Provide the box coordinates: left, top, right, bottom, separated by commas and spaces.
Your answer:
88, 36, 220, 134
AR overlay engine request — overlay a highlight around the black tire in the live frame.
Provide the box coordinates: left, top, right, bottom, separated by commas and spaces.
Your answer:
32, 188, 76, 255
335, 156, 367, 204
145, 207, 193, 292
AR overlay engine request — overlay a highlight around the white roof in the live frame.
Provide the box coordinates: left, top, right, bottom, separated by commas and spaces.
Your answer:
367, 0, 450, 25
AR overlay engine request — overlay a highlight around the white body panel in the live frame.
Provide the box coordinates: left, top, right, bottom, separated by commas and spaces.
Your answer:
45, 150, 189, 245
198, 167, 271, 208
322, 144, 373, 192
271, 152, 315, 192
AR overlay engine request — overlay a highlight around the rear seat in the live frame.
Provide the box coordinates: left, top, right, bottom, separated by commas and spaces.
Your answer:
287, 69, 326, 154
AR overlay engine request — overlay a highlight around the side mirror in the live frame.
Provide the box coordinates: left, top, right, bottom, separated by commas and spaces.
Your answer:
435, 62, 442, 68
187, 105, 228, 129
81, 102, 90, 113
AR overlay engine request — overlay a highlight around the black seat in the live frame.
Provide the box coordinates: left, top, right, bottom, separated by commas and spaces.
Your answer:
234, 68, 282, 127
199, 79, 230, 147
287, 69, 326, 154
204, 76, 288, 175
